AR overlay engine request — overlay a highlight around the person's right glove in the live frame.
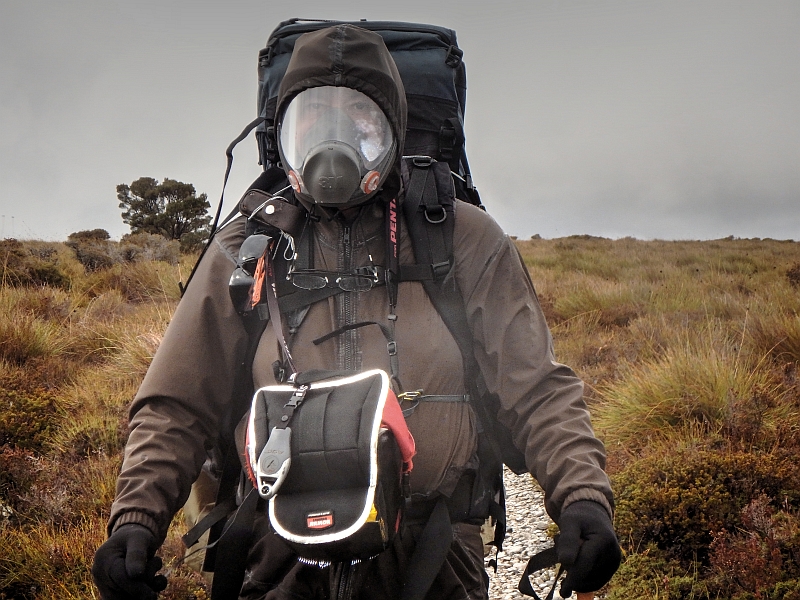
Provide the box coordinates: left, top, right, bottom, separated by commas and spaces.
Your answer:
557, 500, 621, 597
92, 523, 168, 600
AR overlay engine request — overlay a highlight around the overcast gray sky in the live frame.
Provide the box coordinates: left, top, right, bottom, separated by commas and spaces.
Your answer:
1, 0, 798, 241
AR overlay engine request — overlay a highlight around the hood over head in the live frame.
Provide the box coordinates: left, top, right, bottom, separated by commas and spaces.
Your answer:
275, 25, 407, 209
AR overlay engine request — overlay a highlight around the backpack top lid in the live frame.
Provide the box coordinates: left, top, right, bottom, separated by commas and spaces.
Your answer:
256, 19, 470, 181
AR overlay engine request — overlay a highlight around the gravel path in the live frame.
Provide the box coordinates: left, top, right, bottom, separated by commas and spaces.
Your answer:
484, 469, 584, 600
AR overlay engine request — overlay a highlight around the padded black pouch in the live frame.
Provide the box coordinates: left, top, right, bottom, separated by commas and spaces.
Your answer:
246, 369, 409, 562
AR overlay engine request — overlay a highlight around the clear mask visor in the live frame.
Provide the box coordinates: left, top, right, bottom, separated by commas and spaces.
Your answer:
279, 86, 394, 173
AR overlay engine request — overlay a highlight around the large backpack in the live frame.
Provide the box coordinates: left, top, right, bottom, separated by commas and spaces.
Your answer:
255, 18, 482, 208
182, 18, 529, 600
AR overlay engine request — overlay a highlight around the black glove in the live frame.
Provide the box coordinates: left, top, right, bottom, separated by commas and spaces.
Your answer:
557, 500, 621, 597
92, 523, 168, 600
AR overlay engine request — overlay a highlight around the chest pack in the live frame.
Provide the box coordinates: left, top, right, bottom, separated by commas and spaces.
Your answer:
181, 18, 531, 600
245, 369, 415, 564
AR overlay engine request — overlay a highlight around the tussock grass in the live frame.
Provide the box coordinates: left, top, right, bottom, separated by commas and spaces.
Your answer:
519, 236, 800, 598
0, 289, 69, 365
79, 260, 182, 303
0, 240, 184, 597
592, 324, 792, 449
3, 236, 800, 598
749, 311, 800, 363
0, 518, 106, 599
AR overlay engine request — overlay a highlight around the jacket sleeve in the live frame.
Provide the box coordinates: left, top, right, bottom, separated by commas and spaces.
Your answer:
108, 221, 251, 542
452, 203, 613, 523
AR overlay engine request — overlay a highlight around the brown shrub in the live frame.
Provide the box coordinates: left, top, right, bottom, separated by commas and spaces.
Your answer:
0, 446, 37, 516
0, 239, 71, 288
787, 262, 800, 287
708, 495, 800, 598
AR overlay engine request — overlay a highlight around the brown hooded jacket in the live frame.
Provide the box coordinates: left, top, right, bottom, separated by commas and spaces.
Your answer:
107, 24, 613, 596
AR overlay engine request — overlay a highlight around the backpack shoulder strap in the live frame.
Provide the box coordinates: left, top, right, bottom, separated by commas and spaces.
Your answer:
400, 157, 456, 285
400, 156, 527, 469
400, 157, 528, 560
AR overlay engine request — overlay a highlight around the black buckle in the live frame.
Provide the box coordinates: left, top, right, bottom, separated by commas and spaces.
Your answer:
258, 46, 274, 67
438, 125, 457, 161
431, 261, 450, 281
445, 45, 463, 68
412, 155, 434, 168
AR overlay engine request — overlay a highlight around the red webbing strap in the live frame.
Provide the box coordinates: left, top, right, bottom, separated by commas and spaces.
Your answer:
381, 389, 416, 472
263, 248, 297, 376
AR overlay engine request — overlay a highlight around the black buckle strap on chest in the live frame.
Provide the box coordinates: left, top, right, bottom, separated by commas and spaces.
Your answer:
312, 320, 402, 388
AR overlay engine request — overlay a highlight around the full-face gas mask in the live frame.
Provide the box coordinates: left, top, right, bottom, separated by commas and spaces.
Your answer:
277, 86, 396, 208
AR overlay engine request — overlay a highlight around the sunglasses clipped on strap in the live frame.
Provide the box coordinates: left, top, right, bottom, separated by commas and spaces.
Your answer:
289, 266, 384, 292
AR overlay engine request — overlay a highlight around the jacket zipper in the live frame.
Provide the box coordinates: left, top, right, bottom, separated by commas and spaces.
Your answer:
338, 223, 357, 371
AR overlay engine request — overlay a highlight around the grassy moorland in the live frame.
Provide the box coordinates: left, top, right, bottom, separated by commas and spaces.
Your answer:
518, 235, 800, 600
2, 234, 800, 599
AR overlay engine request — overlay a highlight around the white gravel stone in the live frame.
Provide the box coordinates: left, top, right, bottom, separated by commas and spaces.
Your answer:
484, 468, 590, 600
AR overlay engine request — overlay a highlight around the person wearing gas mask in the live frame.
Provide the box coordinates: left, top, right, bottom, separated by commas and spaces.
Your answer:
93, 24, 620, 600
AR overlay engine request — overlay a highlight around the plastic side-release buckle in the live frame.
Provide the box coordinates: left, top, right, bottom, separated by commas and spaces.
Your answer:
445, 45, 463, 68
411, 155, 434, 168
258, 46, 274, 67
431, 261, 450, 280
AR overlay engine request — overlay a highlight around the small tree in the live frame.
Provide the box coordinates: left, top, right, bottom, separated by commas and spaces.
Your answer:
117, 177, 211, 251
67, 229, 111, 242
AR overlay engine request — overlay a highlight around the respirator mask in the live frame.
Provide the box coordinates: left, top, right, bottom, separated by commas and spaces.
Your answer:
277, 86, 396, 208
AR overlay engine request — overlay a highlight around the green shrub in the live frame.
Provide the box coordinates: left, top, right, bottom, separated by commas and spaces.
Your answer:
604, 550, 710, 600
612, 449, 800, 566
0, 372, 59, 451
68, 229, 111, 242
66, 231, 180, 273
68, 240, 119, 272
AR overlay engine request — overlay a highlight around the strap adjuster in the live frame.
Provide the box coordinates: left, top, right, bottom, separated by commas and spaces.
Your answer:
431, 261, 450, 280
445, 45, 463, 68
258, 46, 274, 67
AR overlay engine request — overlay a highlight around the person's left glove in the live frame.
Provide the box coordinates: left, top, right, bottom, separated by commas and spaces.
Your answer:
557, 500, 621, 597
92, 523, 168, 600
